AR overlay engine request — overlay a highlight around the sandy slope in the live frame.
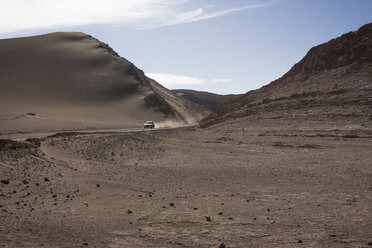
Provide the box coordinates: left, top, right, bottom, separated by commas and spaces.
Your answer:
0, 126, 371, 247
0, 32, 209, 135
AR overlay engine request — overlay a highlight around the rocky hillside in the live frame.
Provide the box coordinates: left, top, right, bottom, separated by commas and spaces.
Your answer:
171, 89, 241, 111
0, 32, 209, 134
200, 23, 372, 128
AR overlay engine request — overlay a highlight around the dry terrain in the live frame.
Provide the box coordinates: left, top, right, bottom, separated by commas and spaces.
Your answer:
1, 22, 371, 248
0, 32, 209, 136
1, 122, 371, 247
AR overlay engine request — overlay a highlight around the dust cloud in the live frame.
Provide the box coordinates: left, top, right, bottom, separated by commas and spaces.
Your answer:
155, 120, 188, 128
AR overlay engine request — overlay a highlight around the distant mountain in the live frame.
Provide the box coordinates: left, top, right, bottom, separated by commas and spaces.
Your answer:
200, 23, 372, 128
0, 32, 209, 133
171, 89, 241, 111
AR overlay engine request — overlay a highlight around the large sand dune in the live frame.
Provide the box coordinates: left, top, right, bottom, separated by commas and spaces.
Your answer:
0, 32, 209, 136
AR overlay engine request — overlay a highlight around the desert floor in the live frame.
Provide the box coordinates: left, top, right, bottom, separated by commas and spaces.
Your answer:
1, 124, 372, 247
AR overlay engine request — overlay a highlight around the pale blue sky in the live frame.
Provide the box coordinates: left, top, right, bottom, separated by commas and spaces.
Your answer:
0, 0, 371, 94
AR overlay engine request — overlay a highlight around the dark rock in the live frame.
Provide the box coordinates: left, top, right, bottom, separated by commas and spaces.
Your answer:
218, 212, 223, 215
1, 179, 9, 185
298, 239, 303, 243
193, 208, 198, 210
96, 184, 100, 187
127, 210, 133, 214
22, 179, 29, 184
219, 243, 226, 248
169, 203, 174, 207
368, 242, 372, 246
44, 177, 49, 182
83, 242, 88, 246
205, 216, 211, 222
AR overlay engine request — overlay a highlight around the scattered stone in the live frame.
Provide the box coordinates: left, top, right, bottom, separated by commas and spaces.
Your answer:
228, 217, 234, 220
22, 179, 29, 184
298, 240, 303, 243
219, 243, 226, 248
83, 242, 88, 246
44, 177, 49, 182
267, 208, 270, 212
1, 179, 9, 185
368, 242, 372, 246
52, 194, 57, 198
138, 195, 142, 197
127, 210, 133, 214
169, 203, 174, 207
84, 202, 89, 207
193, 208, 198, 210
205, 216, 211, 222
96, 184, 100, 187
218, 212, 223, 215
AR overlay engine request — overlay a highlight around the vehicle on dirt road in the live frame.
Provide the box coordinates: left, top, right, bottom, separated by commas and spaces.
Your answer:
144, 121, 155, 129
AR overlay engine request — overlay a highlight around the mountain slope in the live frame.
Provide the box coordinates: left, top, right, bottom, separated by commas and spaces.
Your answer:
200, 23, 372, 128
0, 32, 209, 134
171, 89, 241, 111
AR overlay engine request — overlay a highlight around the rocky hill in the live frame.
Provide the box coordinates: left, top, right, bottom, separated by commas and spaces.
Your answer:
0, 32, 209, 134
171, 89, 241, 111
200, 23, 372, 128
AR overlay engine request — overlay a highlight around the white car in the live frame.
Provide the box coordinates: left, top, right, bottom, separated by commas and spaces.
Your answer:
144, 121, 155, 129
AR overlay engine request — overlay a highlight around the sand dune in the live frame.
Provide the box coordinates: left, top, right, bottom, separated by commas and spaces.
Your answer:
0, 32, 209, 136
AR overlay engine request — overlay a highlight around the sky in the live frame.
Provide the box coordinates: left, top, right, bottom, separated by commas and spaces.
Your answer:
0, 0, 371, 94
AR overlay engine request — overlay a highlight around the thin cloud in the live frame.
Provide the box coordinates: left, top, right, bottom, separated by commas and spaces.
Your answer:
155, 3, 273, 28
146, 73, 205, 87
0, 0, 274, 35
146, 73, 236, 89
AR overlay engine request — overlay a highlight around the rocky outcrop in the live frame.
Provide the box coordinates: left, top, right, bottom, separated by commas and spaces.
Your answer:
200, 23, 372, 128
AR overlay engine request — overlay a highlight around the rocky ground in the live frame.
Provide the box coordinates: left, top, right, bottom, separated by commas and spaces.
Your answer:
0, 124, 372, 247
